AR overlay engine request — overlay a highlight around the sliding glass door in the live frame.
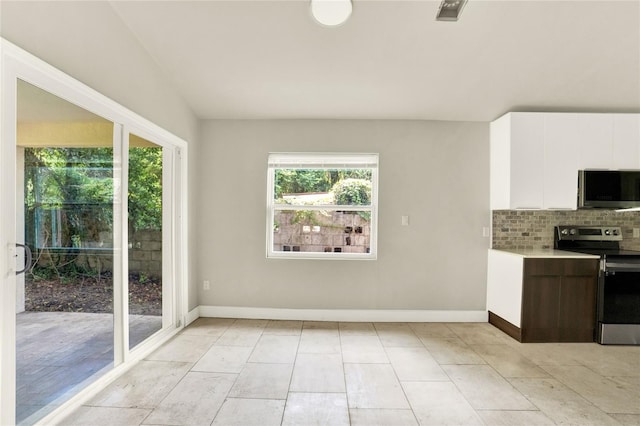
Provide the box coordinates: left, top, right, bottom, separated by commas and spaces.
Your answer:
1, 43, 186, 426
16, 80, 118, 423
127, 133, 172, 350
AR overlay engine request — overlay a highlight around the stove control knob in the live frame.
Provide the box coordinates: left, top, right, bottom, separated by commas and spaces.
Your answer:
561, 229, 569, 235
613, 229, 619, 236
569, 228, 577, 235
605, 229, 611, 235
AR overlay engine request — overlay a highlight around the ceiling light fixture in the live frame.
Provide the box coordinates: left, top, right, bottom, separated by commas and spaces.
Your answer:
311, 0, 352, 27
436, 0, 467, 21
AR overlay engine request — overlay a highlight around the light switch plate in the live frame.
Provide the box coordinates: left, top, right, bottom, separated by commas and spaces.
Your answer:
634, 228, 640, 238
401, 215, 409, 226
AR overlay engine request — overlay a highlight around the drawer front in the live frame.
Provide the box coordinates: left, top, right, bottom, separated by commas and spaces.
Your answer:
524, 258, 598, 277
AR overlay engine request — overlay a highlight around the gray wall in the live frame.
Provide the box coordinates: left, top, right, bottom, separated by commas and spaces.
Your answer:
0, 1, 197, 142
1, 2, 491, 313
1, 1, 200, 310
197, 120, 490, 311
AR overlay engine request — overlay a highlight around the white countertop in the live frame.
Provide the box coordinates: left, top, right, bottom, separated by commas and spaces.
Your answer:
490, 248, 600, 259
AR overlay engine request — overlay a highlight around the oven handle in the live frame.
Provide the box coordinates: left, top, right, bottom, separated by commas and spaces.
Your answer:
605, 262, 640, 273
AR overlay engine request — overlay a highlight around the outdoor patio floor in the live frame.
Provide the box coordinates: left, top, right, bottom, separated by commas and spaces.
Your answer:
16, 311, 161, 425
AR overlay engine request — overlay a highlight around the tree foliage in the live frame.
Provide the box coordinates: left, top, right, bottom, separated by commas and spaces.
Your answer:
25, 147, 162, 251
274, 168, 372, 199
331, 178, 372, 206
25, 148, 114, 249
128, 147, 163, 231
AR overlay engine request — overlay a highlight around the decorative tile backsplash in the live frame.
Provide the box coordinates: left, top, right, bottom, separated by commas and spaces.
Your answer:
492, 210, 640, 251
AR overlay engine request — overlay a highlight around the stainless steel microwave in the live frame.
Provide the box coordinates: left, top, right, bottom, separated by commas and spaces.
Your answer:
578, 170, 640, 209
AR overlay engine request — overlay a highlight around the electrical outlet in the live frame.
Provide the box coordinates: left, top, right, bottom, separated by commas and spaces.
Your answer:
634, 228, 640, 239
203, 280, 210, 290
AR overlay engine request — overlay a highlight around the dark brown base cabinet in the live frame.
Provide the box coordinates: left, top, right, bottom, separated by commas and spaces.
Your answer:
488, 253, 599, 343
521, 258, 598, 342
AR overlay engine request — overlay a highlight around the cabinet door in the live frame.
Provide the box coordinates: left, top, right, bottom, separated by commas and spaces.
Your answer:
522, 275, 561, 342
613, 114, 640, 169
490, 114, 512, 210
510, 114, 545, 209
579, 114, 613, 169
522, 258, 598, 343
544, 114, 579, 209
558, 276, 597, 342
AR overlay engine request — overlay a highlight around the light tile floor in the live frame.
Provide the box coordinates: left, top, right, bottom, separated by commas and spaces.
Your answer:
63, 319, 640, 426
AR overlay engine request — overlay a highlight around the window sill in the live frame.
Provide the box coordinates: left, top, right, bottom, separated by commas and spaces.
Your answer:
267, 252, 377, 260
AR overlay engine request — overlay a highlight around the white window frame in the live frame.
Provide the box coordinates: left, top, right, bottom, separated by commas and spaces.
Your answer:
266, 152, 379, 260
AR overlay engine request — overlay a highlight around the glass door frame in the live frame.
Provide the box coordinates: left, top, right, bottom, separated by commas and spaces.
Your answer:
122, 125, 179, 355
0, 38, 189, 425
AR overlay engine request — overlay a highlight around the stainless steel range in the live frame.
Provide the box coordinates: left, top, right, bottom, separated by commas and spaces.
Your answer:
555, 225, 640, 345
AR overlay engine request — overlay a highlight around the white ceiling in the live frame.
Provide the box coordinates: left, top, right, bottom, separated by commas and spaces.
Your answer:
107, 0, 640, 122
8, 1, 640, 123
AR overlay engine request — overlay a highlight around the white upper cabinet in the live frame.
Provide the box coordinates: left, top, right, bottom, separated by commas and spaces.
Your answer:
490, 112, 640, 211
612, 114, 640, 169
490, 113, 544, 210
544, 113, 580, 209
578, 114, 613, 169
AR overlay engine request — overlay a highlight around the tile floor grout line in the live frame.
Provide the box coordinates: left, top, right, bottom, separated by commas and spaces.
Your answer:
337, 321, 354, 426
197, 318, 246, 426
379, 325, 423, 426
58, 319, 640, 426
280, 321, 304, 426
537, 363, 638, 417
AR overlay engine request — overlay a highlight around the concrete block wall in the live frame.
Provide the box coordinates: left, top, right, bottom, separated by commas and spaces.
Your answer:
128, 229, 163, 278
273, 211, 371, 253
33, 228, 162, 278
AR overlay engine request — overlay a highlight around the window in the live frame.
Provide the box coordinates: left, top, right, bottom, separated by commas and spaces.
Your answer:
267, 153, 378, 259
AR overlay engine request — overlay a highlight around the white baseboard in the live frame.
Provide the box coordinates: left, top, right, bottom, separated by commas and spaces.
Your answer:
186, 306, 200, 326
198, 306, 488, 322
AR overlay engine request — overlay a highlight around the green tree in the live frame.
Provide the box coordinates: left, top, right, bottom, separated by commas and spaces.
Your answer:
331, 178, 372, 205
331, 178, 372, 221
274, 168, 372, 199
25, 147, 114, 250
274, 169, 330, 198
128, 147, 163, 231
25, 147, 163, 252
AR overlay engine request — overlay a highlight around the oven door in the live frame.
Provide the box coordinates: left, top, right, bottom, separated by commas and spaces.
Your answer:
598, 257, 640, 344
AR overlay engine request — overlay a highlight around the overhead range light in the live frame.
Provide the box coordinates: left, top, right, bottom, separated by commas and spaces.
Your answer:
436, 0, 467, 21
311, 0, 352, 27
615, 207, 640, 212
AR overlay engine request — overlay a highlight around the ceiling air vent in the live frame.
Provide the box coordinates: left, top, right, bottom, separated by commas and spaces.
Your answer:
436, 0, 467, 21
